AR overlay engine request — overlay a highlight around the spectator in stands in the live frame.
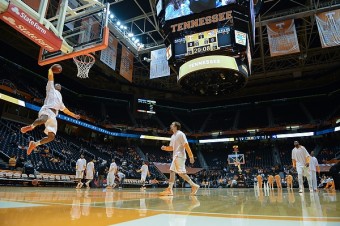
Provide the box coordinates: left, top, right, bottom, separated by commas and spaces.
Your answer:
24, 160, 35, 175
159, 121, 200, 196
117, 169, 126, 189
16, 155, 25, 171
98, 160, 107, 188
20, 65, 80, 155
8, 155, 16, 170
291, 141, 312, 193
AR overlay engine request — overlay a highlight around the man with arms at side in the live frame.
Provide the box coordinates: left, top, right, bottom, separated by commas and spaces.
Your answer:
107, 159, 117, 189
76, 154, 86, 189
160, 121, 199, 196
309, 151, 320, 192
136, 161, 151, 190
292, 141, 312, 193
85, 158, 95, 188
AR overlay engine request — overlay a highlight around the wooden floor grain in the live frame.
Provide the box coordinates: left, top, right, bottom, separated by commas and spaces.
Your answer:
0, 187, 339, 226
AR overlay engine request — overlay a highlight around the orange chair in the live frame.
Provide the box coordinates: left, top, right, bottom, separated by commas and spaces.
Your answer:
286, 175, 293, 189
257, 175, 263, 189
275, 175, 282, 189
268, 175, 274, 190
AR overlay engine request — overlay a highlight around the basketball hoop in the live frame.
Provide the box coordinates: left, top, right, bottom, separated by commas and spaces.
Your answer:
73, 54, 95, 79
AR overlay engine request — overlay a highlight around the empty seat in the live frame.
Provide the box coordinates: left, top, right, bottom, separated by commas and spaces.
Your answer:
21, 174, 28, 179
6, 172, 13, 178
13, 173, 21, 179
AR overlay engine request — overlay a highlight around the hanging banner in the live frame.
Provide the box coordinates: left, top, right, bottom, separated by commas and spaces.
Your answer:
120, 46, 133, 82
100, 34, 118, 70
316, 9, 340, 48
267, 19, 300, 57
150, 48, 170, 79
23, 0, 47, 12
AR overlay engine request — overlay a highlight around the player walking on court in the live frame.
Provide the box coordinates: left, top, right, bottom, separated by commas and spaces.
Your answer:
20, 65, 80, 155
76, 154, 86, 189
309, 151, 320, 192
160, 121, 200, 196
136, 161, 150, 190
107, 159, 117, 189
85, 158, 95, 188
292, 141, 312, 193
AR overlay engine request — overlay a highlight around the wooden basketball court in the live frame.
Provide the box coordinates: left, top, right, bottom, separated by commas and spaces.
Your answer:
0, 187, 339, 226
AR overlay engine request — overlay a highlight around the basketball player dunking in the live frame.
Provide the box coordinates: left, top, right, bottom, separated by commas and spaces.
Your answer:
20, 65, 80, 155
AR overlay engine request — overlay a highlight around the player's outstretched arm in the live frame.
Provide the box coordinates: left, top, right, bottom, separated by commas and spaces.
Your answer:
48, 68, 54, 81
161, 145, 173, 151
62, 108, 81, 119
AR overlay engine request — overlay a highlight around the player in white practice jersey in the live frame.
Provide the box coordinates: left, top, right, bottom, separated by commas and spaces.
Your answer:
160, 121, 200, 196
136, 161, 151, 190
292, 141, 312, 193
76, 154, 86, 189
107, 159, 117, 189
309, 151, 320, 192
85, 158, 95, 188
20, 65, 80, 155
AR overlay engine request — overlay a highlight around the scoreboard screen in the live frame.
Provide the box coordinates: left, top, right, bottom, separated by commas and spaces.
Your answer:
174, 26, 231, 58
164, 0, 237, 21
137, 99, 156, 114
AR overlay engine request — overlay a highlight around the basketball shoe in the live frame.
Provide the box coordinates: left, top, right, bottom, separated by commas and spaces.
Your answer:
21, 125, 34, 133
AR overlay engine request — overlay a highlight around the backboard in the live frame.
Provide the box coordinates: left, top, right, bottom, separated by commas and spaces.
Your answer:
38, 0, 109, 66
228, 154, 245, 165
0, 0, 109, 66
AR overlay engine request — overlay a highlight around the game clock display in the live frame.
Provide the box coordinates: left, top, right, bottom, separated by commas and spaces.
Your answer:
173, 26, 231, 58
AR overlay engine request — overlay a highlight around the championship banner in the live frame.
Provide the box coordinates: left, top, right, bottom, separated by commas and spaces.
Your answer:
120, 46, 134, 82
150, 48, 170, 79
316, 9, 340, 48
267, 19, 300, 57
100, 33, 118, 70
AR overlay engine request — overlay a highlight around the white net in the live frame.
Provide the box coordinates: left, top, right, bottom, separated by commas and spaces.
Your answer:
73, 54, 95, 79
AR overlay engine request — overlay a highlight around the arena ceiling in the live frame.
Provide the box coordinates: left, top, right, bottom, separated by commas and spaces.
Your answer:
1, 0, 340, 105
